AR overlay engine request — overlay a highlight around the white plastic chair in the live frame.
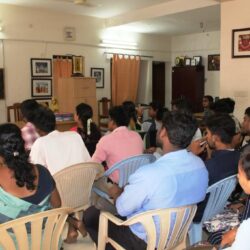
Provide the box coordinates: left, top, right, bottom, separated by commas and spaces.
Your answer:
0, 207, 71, 250
98, 205, 197, 250
54, 162, 103, 213
189, 175, 238, 245
92, 154, 156, 199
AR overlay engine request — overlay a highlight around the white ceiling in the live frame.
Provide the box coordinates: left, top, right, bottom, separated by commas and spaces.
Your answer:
0, 0, 221, 35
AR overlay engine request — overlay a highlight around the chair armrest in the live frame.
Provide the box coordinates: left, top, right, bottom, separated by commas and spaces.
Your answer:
100, 211, 125, 226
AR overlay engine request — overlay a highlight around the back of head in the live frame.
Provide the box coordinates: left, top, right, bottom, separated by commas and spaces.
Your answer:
162, 111, 198, 149
20, 99, 40, 122
109, 105, 129, 127
171, 97, 193, 114
205, 114, 236, 144
122, 101, 136, 121
0, 123, 35, 190
149, 101, 163, 112
76, 103, 93, 122
245, 107, 250, 117
212, 98, 235, 114
32, 106, 56, 134
240, 144, 250, 180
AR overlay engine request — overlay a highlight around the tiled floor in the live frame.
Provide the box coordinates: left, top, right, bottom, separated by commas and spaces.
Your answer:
61, 225, 96, 250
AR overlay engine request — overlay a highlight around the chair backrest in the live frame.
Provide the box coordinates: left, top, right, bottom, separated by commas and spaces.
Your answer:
104, 154, 156, 187
7, 103, 22, 122
0, 207, 71, 250
54, 162, 102, 210
201, 175, 237, 222
101, 205, 197, 250
98, 97, 111, 118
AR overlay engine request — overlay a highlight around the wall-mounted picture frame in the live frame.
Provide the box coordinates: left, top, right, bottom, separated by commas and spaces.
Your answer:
63, 27, 76, 41
208, 54, 220, 71
31, 58, 52, 77
193, 56, 202, 65
72, 56, 84, 76
232, 28, 250, 58
91, 68, 104, 88
31, 78, 52, 98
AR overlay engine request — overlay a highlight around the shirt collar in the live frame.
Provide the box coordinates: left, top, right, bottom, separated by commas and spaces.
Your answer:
112, 126, 128, 133
157, 149, 189, 162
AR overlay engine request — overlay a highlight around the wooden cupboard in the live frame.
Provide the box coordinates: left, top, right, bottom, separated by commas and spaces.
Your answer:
172, 66, 204, 113
57, 77, 97, 123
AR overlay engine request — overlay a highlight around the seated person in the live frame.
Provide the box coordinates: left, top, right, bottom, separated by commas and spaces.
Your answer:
30, 106, 91, 175
212, 98, 242, 149
0, 123, 61, 224
202, 95, 214, 118
172, 97, 202, 141
84, 111, 209, 249
71, 103, 101, 156
92, 105, 143, 184
20, 99, 40, 151
141, 101, 163, 133
122, 101, 141, 131
190, 114, 240, 222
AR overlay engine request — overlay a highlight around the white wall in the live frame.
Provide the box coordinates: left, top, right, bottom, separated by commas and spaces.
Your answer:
171, 31, 220, 98
0, 4, 171, 122
220, 0, 250, 120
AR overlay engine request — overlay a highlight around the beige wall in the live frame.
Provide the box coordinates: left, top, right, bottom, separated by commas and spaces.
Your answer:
220, 0, 250, 120
171, 31, 220, 98
0, 4, 171, 122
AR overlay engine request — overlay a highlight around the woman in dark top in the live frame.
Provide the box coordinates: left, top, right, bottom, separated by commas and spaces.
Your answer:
71, 103, 101, 156
0, 123, 61, 224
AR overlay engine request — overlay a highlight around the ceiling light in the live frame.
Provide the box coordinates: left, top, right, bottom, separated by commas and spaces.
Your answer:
100, 39, 138, 49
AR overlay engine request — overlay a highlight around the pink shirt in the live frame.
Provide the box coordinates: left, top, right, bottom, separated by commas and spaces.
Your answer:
91, 126, 144, 183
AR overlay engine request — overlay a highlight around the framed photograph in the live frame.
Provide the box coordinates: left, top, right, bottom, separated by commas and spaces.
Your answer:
91, 68, 104, 88
30, 58, 52, 77
193, 56, 202, 65
63, 27, 76, 41
184, 58, 191, 66
232, 28, 250, 58
208, 54, 220, 71
31, 79, 52, 98
72, 56, 84, 76
191, 59, 196, 66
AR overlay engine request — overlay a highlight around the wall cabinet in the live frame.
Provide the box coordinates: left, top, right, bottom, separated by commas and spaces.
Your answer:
57, 77, 97, 122
172, 66, 204, 113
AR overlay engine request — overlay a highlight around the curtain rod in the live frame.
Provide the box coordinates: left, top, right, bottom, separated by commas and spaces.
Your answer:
104, 52, 153, 59
53, 55, 73, 59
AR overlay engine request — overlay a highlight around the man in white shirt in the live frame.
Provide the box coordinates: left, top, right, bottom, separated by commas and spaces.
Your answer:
30, 106, 90, 175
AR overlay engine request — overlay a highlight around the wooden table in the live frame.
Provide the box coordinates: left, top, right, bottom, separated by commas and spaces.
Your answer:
14, 120, 76, 132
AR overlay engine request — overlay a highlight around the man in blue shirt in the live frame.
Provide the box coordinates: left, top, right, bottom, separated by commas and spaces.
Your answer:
84, 111, 208, 249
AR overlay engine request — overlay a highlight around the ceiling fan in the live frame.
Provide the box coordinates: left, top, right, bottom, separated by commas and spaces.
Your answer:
56, 0, 101, 8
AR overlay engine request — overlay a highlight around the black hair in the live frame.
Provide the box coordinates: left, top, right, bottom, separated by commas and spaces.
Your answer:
149, 101, 163, 112
204, 95, 214, 104
32, 106, 56, 133
205, 114, 236, 144
122, 101, 137, 123
162, 111, 197, 149
20, 99, 40, 122
212, 98, 235, 114
109, 106, 129, 127
156, 107, 169, 121
240, 145, 250, 180
76, 103, 93, 135
171, 97, 193, 114
0, 124, 36, 190
245, 107, 250, 117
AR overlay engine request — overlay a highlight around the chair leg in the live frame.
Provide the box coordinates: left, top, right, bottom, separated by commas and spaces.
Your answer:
97, 214, 108, 250
188, 223, 203, 245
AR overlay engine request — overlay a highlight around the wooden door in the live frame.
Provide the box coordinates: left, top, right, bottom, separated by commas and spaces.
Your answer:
152, 61, 165, 105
